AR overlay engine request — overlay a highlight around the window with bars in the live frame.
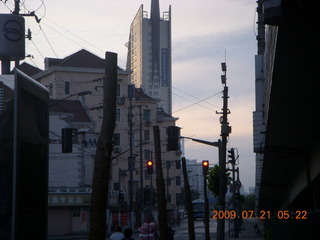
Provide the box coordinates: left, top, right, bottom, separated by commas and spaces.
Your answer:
116, 109, 120, 122
113, 133, 120, 146
64, 81, 70, 95
144, 130, 150, 141
143, 109, 151, 122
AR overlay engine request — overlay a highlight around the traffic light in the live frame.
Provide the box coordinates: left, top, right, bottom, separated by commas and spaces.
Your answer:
167, 126, 180, 151
62, 128, 73, 153
202, 160, 209, 175
147, 160, 153, 174
228, 148, 235, 163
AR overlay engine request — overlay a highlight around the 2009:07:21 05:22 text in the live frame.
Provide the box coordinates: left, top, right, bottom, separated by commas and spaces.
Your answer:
211, 210, 308, 220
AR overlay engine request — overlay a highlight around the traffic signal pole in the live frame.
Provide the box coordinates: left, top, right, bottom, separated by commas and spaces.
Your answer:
202, 161, 210, 240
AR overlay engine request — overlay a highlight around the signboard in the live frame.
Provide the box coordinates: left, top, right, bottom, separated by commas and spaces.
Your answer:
48, 194, 91, 206
161, 48, 169, 87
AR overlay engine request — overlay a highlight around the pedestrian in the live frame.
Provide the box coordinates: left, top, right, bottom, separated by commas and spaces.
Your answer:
168, 226, 175, 240
110, 225, 124, 240
122, 228, 134, 240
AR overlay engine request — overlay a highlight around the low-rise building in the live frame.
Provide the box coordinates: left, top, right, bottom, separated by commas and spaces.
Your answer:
21, 49, 181, 235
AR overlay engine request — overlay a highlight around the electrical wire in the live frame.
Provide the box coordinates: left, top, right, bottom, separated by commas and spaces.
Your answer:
0, 0, 13, 12
30, 39, 45, 59
173, 91, 222, 114
43, 16, 106, 55
39, 24, 59, 57
173, 92, 218, 112
173, 86, 219, 108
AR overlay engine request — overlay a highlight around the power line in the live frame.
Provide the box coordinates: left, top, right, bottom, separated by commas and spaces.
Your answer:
173, 86, 220, 108
173, 91, 222, 113
39, 24, 59, 58
43, 16, 106, 54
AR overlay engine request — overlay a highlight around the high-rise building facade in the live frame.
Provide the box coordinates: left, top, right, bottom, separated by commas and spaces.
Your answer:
126, 0, 172, 114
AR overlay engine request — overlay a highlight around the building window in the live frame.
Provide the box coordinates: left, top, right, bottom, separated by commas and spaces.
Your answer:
167, 177, 171, 186
167, 193, 171, 203
176, 193, 181, 206
116, 109, 120, 121
116, 84, 121, 97
64, 81, 70, 95
176, 160, 181, 169
143, 109, 151, 122
144, 130, 150, 141
114, 133, 120, 146
144, 150, 151, 160
176, 176, 181, 186
166, 161, 171, 169
113, 182, 120, 191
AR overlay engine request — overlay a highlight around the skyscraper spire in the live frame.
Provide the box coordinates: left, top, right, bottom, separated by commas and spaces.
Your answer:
127, 0, 172, 114
151, 0, 160, 20
151, 0, 160, 84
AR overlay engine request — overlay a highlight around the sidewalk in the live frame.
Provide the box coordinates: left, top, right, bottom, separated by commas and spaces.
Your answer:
226, 218, 264, 240
124, 218, 264, 240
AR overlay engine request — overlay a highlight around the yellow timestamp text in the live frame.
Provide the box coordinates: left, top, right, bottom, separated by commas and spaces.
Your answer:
211, 210, 308, 220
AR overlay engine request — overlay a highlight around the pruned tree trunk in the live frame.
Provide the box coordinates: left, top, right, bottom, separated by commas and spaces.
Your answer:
153, 126, 169, 240
89, 52, 118, 240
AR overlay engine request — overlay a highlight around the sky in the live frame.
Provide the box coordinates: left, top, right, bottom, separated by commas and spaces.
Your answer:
0, 0, 258, 191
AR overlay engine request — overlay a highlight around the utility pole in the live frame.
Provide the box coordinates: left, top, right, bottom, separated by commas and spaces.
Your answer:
128, 84, 135, 228
217, 62, 231, 240
139, 105, 144, 225
228, 148, 240, 238
202, 160, 210, 240
137, 104, 147, 224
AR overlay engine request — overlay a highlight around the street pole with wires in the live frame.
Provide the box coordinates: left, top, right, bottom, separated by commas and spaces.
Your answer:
137, 104, 148, 224
217, 62, 231, 240
128, 84, 135, 229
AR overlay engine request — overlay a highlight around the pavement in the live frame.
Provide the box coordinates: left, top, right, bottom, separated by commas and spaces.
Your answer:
129, 217, 264, 240
52, 217, 264, 240
225, 218, 264, 240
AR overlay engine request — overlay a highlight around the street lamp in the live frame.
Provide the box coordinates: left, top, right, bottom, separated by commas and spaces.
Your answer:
49, 90, 92, 107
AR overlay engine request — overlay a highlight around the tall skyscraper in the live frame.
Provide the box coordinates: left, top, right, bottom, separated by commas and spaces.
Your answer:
126, 0, 172, 114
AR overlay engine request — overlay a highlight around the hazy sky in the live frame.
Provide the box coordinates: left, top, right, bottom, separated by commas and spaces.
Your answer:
0, 0, 257, 190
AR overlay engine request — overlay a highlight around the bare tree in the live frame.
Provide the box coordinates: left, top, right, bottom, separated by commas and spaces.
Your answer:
89, 52, 118, 240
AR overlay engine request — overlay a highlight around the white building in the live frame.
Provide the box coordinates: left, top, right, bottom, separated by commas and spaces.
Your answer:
126, 0, 172, 114
19, 49, 181, 235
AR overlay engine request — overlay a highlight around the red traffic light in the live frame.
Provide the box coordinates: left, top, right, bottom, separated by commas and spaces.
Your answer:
147, 160, 153, 174
202, 160, 209, 174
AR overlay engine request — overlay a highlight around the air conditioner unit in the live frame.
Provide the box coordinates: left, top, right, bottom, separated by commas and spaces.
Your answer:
114, 146, 121, 153
116, 97, 125, 105
144, 121, 151, 127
